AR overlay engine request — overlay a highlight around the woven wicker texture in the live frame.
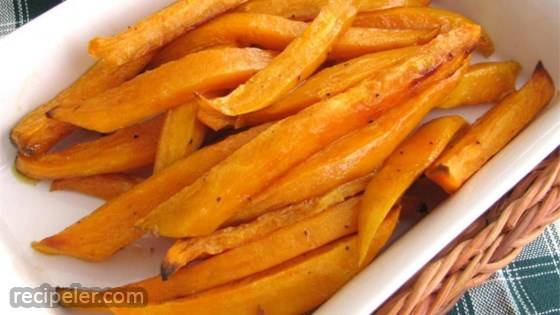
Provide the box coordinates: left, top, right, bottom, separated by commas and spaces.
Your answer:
377, 148, 560, 315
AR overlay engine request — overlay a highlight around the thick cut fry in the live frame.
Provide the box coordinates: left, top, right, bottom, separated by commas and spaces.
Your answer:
58, 197, 372, 310
10, 56, 152, 156
137, 25, 480, 238
238, 56, 520, 128
240, 64, 466, 219
426, 63, 555, 193
353, 7, 494, 56
237, 57, 514, 128
48, 48, 275, 133
200, 0, 357, 116
31, 124, 269, 261
358, 115, 467, 265
236, 46, 419, 127
440, 61, 521, 108
228, 174, 372, 225
16, 117, 163, 180
197, 98, 236, 131
237, 0, 430, 21
150, 13, 437, 67
50, 174, 143, 200
62, 201, 398, 311
163, 175, 372, 277
113, 209, 399, 315
197, 109, 234, 131
88, 0, 249, 65
162, 201, 318, 278
154, 102, 206, 172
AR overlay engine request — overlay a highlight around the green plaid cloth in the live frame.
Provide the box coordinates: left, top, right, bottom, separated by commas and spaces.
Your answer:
1, 1, 559, 314
450, 224, 560, 315
0, 0, 62, 35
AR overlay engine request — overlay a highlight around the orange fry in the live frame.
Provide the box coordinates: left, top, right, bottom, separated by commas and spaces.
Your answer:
16, 117, 163, 180
31, 124, 269, 261
10, 56, 152, 156
112, 208, 400, 315
236, 0, 430, 21
162, 200, 319, 279
440, 61, 521, 108
237, 57, 516, 127
163, 175, 372, 277
358, 115, 467, 265
136, 25, 480, 238
239, 62, 466, 219
89, 0, 249, 65
196, 92, 237, 131
50, 174, 143, 200
49, 48, 275, 133
228, 174, 372, 226
150, 13, 437, 66
236, 46, 419, 128
199, 0, 357, 116
426, 63, 555, 193
353, 7, 494, 56
154, 101, 206, 172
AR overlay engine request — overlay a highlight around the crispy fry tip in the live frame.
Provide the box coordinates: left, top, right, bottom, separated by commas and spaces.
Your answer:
533, 61, 553, 84
357, 245, 368, 268
45, 109, 54, 119
160, 262, 179, 281
435, 164, 450, 174
536, 60, 544, 71
193, 92, 222, 116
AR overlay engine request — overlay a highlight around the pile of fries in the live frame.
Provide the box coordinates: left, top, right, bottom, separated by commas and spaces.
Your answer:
11, 0, 556, 314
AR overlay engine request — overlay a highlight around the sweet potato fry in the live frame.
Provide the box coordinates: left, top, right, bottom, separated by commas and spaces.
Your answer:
426, 63, 555, 193
88, 0, 249, 65
236, 0, 430, 21
31, 124, 269, 261
10, 56, 152, 156
112, 208, 400, 315
440, 61, 521, 108
163, 174, 372, 277
136, 25, 480, 238
196, 92, 236, 131
236, 46, 419, 128
150, 13, 437, 67
50, 174, 143, 200
60, 200, 398, 310
48, 47, 275, 133
154, 101, 206, 172
311, 174, 373, 216
239, 63, 466, 218
16, 117, 164, 180
358, 115, 467, 265
199, 0, 357, 116
354, 7, 494, 56
228, 174, 372, 225
197, 108, 234, 131
163, 201, 318, 279
239, 50, 511, 127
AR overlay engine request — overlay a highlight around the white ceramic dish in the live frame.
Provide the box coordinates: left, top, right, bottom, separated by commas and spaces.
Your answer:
0, 1, 558, 314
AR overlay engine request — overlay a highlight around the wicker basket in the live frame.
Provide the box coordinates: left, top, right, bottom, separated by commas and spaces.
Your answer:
377, 148, 560, 315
